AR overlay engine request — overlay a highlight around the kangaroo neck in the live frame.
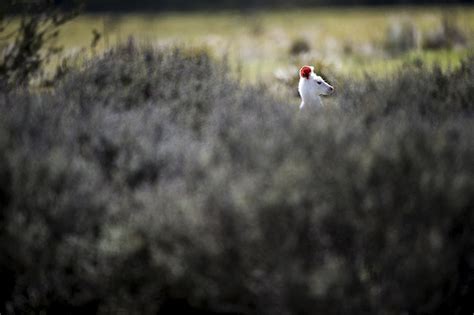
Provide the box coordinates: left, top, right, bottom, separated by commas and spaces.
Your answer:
308, 96, 323, 107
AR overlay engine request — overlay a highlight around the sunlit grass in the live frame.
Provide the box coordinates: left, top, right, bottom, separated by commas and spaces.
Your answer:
9, 6, 474, 82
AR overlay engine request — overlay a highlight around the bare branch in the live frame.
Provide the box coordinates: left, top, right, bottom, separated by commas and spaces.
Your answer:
0, 0, 83, 91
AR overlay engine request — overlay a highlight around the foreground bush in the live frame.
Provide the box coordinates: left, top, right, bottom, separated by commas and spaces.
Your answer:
0, 45, 473, 314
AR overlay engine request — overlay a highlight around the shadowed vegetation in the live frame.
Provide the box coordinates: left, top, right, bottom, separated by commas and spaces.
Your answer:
0, 0, 82, 91
0, 43, 473, 314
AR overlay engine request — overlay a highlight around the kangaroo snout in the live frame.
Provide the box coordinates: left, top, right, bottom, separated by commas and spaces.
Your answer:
326, 85, 334, 95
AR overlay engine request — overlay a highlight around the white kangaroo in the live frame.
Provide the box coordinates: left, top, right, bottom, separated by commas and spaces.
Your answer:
298, 65, 334, 110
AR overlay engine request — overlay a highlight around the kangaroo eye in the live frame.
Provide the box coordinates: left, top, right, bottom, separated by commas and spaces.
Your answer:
317, 81, 322, 85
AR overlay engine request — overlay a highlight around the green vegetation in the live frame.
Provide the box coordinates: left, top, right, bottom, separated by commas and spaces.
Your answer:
48, 7, 474, 81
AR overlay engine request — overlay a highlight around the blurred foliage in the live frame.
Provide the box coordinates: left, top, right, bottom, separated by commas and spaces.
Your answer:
0, 43, 473, 314
423, 13, 467, 50
42, 8, 474, 84
384, 18, 420, 55
289, 38, 311, 56
67, 0, 474, 12
0, 0, 81, 91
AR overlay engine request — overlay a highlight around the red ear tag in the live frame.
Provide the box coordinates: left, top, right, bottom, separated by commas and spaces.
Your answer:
300, 66, 312, 79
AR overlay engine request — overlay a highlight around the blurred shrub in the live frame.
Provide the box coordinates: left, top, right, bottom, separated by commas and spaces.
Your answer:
423, 14, 467, 50
242, 13, 265, 37
384, 18, 420, 55
289, 38, 311, 56
339, 57, 474, 118
0, 44, 473, 314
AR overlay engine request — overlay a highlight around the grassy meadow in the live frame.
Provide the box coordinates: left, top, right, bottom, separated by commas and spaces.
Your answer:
55, 6, 474, 81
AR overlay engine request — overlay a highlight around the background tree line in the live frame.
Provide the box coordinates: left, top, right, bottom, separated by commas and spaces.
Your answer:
60, 0, 471, 12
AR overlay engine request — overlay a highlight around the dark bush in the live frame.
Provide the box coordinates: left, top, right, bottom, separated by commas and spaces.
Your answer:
289, 38, 311, 56
384, 19, 420, 55
422, 14, 467, 50
0, 44, 473, 314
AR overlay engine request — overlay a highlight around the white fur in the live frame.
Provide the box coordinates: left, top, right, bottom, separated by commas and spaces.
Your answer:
298, 66, 334, 110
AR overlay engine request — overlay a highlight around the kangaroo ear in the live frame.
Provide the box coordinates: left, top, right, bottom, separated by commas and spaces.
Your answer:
300, 66, 312, 79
